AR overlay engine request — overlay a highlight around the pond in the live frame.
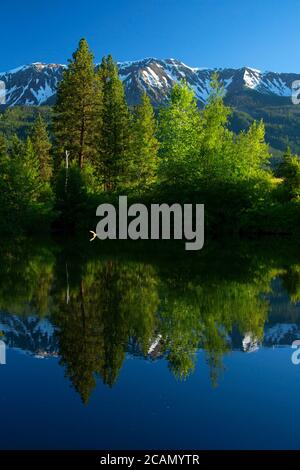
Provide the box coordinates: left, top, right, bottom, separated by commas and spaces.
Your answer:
0, 236, 300, 449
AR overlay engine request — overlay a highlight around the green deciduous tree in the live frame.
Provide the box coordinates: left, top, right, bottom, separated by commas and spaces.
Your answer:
129, 92, 158, 190
199, 73, 232, 177
201, 73, 231, 153
235, 121, 270, 178
158, 81, 203, 185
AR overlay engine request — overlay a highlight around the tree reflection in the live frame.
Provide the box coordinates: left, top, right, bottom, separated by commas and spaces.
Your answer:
52, 258, 159, 402
0, 238, 300, 402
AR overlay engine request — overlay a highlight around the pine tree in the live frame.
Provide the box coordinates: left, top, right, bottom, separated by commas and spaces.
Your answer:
23, 137, 40, 181
0, 136, 53, 232
279, 147, 300, 200
0, 134, 6, 158
9, 134, 24, 159
130, 92, 158, 189
54, 38, 102, 169
280, 146, 293, 171
31, 114, 52, 182
98, 55, 131, 191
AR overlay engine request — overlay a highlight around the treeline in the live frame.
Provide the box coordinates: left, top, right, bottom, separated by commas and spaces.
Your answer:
1, 38, 300, 236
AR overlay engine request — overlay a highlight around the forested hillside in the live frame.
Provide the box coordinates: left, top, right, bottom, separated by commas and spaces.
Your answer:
1, 38, 300, 238
1, 57, 300, 158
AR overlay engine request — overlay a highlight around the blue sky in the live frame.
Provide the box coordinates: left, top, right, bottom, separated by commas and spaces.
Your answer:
1, 0, 299, 72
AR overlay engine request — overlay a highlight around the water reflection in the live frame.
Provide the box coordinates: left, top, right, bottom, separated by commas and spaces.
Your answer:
0, 237, 300, 403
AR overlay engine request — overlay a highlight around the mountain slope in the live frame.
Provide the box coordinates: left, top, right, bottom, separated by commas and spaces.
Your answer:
1, 58, 300, 155
1, 310, 299, 360
0, 63, 65, 107
0, 58, 298, 108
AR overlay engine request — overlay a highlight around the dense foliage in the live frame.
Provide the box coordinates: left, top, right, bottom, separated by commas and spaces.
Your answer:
1, 38, 300, 236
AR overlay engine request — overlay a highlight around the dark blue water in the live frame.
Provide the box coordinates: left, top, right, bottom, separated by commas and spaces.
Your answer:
0, 237, 300, 449
1, 347, 300, 449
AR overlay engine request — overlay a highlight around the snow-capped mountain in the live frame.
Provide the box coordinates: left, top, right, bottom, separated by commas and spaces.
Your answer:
0, 312, 58, 357
0, 310, 300, 362
119, 59, 298, 107
0, 62, 65, 107
0, 58, 298, 108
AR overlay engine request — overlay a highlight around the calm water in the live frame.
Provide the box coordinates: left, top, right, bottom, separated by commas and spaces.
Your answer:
0, 237, 300, 450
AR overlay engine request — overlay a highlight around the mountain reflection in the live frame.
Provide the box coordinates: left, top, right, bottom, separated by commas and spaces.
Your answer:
0, 237, 300, 403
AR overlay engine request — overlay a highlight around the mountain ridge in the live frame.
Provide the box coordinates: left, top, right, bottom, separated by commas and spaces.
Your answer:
0, 58, 298, 108
1, 58, 300, 156
1, 311, 299, 360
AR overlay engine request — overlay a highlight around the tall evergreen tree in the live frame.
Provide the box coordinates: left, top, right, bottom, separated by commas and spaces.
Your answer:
0, 136, 53, 232
0, 134, 6, 158
280, 146, 293, 171
98, 55, 131, 191
54, 38, 102, 169
9, 134, 24, 159
279, 146, 300, 200
130, 92, 158, 189
31, 114, 52, 182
